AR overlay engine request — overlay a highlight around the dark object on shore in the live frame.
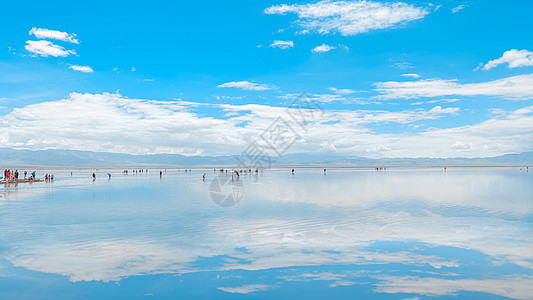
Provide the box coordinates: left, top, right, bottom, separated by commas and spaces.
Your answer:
1, 178, 44, 184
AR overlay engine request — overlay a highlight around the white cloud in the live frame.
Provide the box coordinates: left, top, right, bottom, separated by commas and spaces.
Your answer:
0, 93, 245, 156
375, 275, 533, 299
217, 80, 276, 91
312, 93, 345, 102
279, 92, 348, 103
265, 0, 430, 36
29, 27, 79, 44
394, 62, 414, 69
69, 65, 94, 73
451, 140, 473, 151
25, 40, 76, 57
269, 40, 294, 49
375, 74, 533, 100
338, 44, 350, 51
312, 44, 335, 53
1, 93, 533, 159
429, 106, 460, 114
131, 67, 136, 72
401, 73, 420, 78
451, 4, 467, 13
426, 98, 461, 104
218, 284, 274, 294
328, 87, 356, 94
479, 49, 533, 70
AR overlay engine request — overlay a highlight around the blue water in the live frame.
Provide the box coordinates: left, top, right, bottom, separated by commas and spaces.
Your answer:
1, 167, 532, 299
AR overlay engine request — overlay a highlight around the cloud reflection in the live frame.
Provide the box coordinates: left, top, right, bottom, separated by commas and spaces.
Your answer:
0, 168, 531, 299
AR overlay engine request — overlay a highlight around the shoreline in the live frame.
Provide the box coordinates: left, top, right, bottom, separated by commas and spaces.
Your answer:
1, 165, 531, 171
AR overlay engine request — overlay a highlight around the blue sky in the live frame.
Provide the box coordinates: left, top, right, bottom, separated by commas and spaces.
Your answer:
1, 0, 533, 158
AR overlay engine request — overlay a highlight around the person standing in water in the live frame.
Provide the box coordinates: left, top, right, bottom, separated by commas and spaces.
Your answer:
108, 173, 111, 179
292, 168, 294, 174
92, 173, 96, 180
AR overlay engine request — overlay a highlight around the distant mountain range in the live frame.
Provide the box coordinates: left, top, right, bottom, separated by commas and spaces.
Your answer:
0, 148, 532, 168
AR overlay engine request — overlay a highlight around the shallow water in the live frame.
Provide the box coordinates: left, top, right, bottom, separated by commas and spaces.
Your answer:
0, 167, 532, 299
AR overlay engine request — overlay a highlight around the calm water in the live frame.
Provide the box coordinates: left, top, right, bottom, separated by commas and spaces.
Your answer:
0, 168, 532, 299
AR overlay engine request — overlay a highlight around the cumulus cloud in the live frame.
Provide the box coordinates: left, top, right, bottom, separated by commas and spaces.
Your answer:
269, 40, 294, 49
29, 27, 79, 44
451, 141, 473, 151
312, 44, 335, 53
69, 65, 94, 73
264, 0, 430, 36
217, 81, 276, 91
1, 93, 532, 159
429, 106, 460, 114
0, 93, 244, 156
25, 40, 76, 57
401, 73, 420, 78
375, 74, 533, 100
479, 49, 533, 70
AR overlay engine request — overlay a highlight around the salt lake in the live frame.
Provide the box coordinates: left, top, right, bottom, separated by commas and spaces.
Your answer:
0, 167, 532, 299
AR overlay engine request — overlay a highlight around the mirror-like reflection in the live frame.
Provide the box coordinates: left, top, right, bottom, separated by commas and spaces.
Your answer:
1, 168, 532, 299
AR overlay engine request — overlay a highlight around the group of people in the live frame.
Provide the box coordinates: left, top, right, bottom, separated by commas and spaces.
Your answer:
215, 168, 259, 174
44, 174, 54, 181
123, 169, 148, 174
3, 169, 35, 180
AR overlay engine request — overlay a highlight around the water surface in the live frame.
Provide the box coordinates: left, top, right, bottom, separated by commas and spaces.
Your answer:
0, 167, 532, 299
